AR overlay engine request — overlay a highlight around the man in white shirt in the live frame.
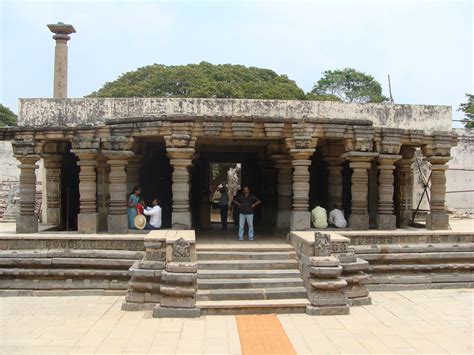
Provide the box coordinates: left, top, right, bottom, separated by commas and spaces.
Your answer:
144, 198, 162, 230
311, 201, 328, 229
328, 205, 347, 228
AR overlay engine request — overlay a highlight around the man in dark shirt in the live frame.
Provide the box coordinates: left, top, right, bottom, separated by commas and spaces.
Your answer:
233, 186, 261, 241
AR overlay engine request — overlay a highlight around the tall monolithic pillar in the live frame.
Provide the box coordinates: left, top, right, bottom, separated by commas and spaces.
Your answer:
376, 155, 401, 230
398, 147, 415, 227
97, 156, 110, 232
47, 23, 76, 98
426, 156, 451, 230
43, 154, 63, 226
290, 149, 315, 230
326, 157, 344, 209
342, 152, 378, 230
71, 150, 99, 233
273, 154, 292, 229
106, 152, 133, 234
167, 148, 194, 229
12, 141, 40, 233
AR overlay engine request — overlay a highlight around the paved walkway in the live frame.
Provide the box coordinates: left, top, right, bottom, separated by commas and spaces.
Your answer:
0, 289, 472, 354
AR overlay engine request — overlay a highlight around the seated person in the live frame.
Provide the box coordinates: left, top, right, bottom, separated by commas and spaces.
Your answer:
143, 198, 162, 230
328, 205, 347, 228
311, 201, 328, 229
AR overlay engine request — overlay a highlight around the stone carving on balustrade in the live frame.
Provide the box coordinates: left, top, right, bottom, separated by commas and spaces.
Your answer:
172, 238, 191, 262
315, 233, 332, 256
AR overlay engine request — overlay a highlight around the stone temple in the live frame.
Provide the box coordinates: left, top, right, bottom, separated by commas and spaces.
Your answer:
0, 23, 469, 317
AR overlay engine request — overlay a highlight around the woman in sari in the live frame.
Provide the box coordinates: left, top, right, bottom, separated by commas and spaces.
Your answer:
128, 186, 141, 229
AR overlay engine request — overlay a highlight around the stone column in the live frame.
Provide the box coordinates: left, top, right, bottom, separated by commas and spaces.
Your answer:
426, 156, 451, 230
105, 151, 134, 234
273, 154, 292, 229
326, 157, 344, 209
126, 155, 142, 195
42, 154, 63, 226
97, 157, 110, 231
376, 155, 401, 230
342, 152, 377, 230
16, 155, 40, 233
47, 22, 76, 99
398, 148, 415, 227
290, 149, 315, 230
72, 150, 98, 234
167, 148, 194, 229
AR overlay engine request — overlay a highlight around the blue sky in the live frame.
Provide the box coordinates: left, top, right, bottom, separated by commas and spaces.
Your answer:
1, 0, 472, 126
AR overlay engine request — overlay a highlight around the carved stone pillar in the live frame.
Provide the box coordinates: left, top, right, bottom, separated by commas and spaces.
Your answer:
273, 154, 292, 229
342, 152, 377, 230
126, 155, 142, 195
290, 149, 315, 230
376, 155, 401, 230
72, 150, 98, 233
167, 148, 194, 229
426, 156, 450, 230
97, 156, 110, 231
105, 151, 134, 234
326, 157, 344, 209
43, 154, 63, 226
398, 148, 415, 227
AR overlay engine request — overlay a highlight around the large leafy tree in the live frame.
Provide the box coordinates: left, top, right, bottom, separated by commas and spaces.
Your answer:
458, 94, 474, 129
0, 104, 17, 127
89, 62, 307, 100
311, 68, 387, 103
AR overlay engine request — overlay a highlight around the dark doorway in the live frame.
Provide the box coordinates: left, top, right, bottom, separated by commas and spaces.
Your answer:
61, 147, 80, 231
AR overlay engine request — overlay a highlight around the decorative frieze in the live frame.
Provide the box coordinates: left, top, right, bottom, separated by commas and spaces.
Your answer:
264, 122, 284, 138
202, 121, 223, 136
231, 122, 254, 137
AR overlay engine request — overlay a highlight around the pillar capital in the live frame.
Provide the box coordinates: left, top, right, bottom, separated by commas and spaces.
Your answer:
289, 148, 315, 161
47, 22, 76, 41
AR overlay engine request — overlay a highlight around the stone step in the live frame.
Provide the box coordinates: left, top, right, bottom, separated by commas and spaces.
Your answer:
0, 257, 136, 268
0, 249, 144, 259
0, 268, 129, 278
197, 251, 296, 261
197, 277, 304, 290
197, 286, 307, 301
197, 260, 298, 270
354, 243, 474, 254
196, 245, 294, 252
366, 272, 474, 285
0, 278, 129, 290
198, 269, 302, 279
369, 263, 474, 273
197, 298, 310, 315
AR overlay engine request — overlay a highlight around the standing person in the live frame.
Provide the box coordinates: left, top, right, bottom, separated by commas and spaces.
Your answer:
128, 186, 141, 229
232, 188, 242, 228
143, 198, 162, 230
218, 184, 229, 230
328, 205, 347, 228
233, 186, 261, 241
311, 200, 328, 229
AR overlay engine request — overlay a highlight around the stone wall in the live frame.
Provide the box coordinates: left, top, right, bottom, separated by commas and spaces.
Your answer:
18, 98, 452, 133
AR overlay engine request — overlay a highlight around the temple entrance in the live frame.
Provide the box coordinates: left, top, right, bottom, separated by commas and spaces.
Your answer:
208, 162, 241, 224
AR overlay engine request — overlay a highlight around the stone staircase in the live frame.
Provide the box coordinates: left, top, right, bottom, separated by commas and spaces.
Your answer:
196, 245, 310, 315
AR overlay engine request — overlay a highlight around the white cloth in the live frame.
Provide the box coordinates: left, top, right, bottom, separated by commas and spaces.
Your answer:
329, 209, 347, 228
311, 206, 328, 229
143, 205, 162, 228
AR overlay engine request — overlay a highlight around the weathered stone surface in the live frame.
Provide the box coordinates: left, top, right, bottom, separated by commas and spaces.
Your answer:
166, 262, 197, 273
306, 305, 350, 316
348, 296, 372, 306
309, 256, 339, 267
160, 295, 196, 308
308, 291, 348, 306
107, 214, 128, 234
153, 306, 200, 318
311, 279, 347, 291
308, 265, 343, 277
161, 271, 197, 283
160, 285, 196, 297
138, 260, 165, 270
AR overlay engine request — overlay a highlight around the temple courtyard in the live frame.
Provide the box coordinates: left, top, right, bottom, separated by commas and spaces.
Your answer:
0, 289, 472, 354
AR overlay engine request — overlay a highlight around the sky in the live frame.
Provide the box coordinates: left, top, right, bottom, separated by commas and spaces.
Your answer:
0, 0, 472, 126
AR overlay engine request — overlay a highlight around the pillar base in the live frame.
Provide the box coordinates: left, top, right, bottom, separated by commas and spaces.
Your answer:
375, 214, 396, 230
276, 210, 291, 229
46, 208, 61, 226
426, 213, 449, 230
290, 211, 311, 230
108, 214, 129, 234
16, 216, 38, 233
348, 214, 369, 230
98, 207, 109, 232
78, 213, 99, 234
172, 212, 192, 229
399, 210, 412, 227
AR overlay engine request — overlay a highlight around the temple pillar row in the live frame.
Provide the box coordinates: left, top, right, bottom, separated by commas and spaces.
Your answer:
273, 154, 292, 229
375, 155, 401, 230
168, 148, 194, 229
290, 149, 315, 230
43, 154, 63, 226
16, 155, 40, 233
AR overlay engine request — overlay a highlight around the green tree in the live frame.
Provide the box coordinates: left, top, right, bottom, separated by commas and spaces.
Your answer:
311, 68, 387, 103
458, 94, 474, 129
89, 62, 307, 100
0, 104, 17, 127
